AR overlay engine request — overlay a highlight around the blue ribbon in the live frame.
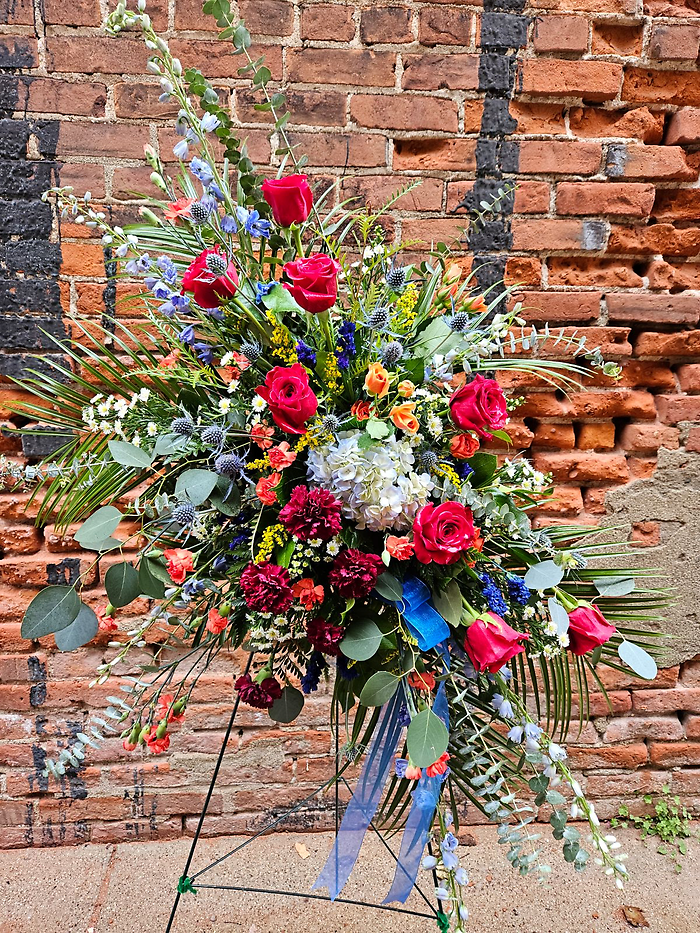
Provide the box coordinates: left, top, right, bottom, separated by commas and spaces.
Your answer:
398, 576, 450, 652
312, 688, 404, 900
383, 670, 450, 904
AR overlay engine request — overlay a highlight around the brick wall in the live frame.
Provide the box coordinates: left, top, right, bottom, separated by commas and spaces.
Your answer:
1, 0, 700, 847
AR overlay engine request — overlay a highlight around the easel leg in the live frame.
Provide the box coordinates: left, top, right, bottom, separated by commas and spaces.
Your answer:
164, 653, 253, 933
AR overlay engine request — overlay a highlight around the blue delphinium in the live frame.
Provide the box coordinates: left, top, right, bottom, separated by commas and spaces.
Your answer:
156, 255, 178, 285
301, 651, 326, 694
220, 214, 238, 234
200, 112, 220, 133
194, 342, 214, 365
507, 575, 531, 605
244, 209, 272, 239
189, 156, 214, 186
296, 340, 317, 367
336, 320, 356, 371
336, 654, 358, 681
125, 253, 151, 275
479, 572, 509, 616
458, 462, 474, 479
255, 280, 276, 305
179, 324, 195, 346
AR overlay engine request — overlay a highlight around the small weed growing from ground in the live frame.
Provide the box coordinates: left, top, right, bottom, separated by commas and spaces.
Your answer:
612, 785, 695, 872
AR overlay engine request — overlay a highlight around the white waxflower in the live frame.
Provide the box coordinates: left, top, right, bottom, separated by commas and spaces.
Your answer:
251, 395, 267, 412
139, 387, 151, 402
544, 619, 557, 636
218, 398, 232, 414
147, 422, 158, 437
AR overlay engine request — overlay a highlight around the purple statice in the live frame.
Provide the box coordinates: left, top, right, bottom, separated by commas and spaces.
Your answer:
335, 321, 356, 371
301, 652, 326, 695
479, 573, 509, 617
507, 575, 531, 606
296, 340, 317, 367
397, 704, 411, 728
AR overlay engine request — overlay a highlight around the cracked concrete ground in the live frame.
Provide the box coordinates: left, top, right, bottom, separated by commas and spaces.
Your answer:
0, 824, 697, 933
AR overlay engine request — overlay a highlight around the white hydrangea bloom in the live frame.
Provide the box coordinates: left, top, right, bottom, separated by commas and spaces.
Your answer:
307, 430, 435, 532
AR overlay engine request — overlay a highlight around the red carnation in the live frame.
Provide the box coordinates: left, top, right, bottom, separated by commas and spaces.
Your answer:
240, 561, 294, 614
279, 485, 343, 541
235, 673, 282, 709
307, 617, 344, 656
328, 549, 385, 599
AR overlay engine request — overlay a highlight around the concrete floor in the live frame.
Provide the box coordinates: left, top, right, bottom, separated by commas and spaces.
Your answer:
0, 825, 697, 933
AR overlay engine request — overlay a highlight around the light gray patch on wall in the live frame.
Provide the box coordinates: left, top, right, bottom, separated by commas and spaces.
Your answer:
603, 447, 700, 667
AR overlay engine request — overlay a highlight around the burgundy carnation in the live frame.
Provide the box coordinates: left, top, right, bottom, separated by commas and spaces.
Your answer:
278, 485, 343, 541
235, 673, 282, 709
240, 561, 294, 614
307, 617, 344, 656
328, 549, 384, 599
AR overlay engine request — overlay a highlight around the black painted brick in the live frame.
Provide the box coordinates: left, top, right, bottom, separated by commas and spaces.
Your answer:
0, 120, 29, 159
0, 199, 53, 240
479, 98, 518, 136
481, 13, 529, 49
3, 241, 62, 275
0, 352, 70, 381
0, 315, 66, 350
0, 160, 57, 199
0, 276, 62, 315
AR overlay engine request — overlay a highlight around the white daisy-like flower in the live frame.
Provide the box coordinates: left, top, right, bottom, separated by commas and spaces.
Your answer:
97, 399, 112, 417
100, 420, 111, 434
147, 422, 158, 437
251, 395, 267, 413
132, 434, 142, 447
426, 413, 443, 438
218, 398, 232, 414
227, 379, 240, 394
139, 387, 151, 402
326, 539, 341, 557
113, 419, 124, 435
220, 351, 234, 367
544, 619, 557, 636
558, 632, 570, 648
114, 398, 129, 419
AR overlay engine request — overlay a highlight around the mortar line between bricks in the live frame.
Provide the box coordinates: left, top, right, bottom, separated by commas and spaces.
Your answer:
87, 843, 117, 931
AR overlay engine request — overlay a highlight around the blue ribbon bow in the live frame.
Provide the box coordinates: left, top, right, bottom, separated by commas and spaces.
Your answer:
397, 576, 450, 651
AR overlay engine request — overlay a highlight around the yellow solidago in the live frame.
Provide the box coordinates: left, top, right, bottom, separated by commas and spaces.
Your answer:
255, 523, 288, 564
433, 462, 462, 491
265, 310, 298, 364
247, 455, 269, 472
324, 354, 341, 393
394, 282, 419, 328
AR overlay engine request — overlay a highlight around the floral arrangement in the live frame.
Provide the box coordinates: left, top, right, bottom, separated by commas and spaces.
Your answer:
7, 2, 667, 929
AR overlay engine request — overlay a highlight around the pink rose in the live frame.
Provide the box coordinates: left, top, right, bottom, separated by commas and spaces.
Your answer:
262, 174, 313, 228
181, 246, 238, 309
464, 612, 529, 673
283, 253, 341, 314
567, 604, 616, 656
256, 363, 318, 435
412, 502, 476, 565
449, 374, 507, 440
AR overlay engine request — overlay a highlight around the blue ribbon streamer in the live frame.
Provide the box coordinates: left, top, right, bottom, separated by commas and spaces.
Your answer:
312, 688, 404, 900
384, 653, 450, 904
398, 576, 450, 652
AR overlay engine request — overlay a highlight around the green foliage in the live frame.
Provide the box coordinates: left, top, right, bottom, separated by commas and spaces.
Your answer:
612, 787, 696, 872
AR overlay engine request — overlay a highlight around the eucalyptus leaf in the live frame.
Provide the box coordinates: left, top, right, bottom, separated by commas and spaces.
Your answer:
175, 469, 218, 506
413, 318, 461, 358
340, 618, 383, 662
618, 640, 658, 680
269, 686, 304, 723
432, 580, 463, 625
108, 439, 153, 470
547, 597, 570, 635
55, 603, 99, 652
593, 576, 636, 598
359, 671, 399, 707
21, 586, 81, 639
154, 432, 189, 456
406, 707, 449, 768
138, 558, 166, 599
75, 505, 122, 548
524, 560, 564, 591
105, 562, 140, 608
373, 572, 403, 602
210, 475, 240, 516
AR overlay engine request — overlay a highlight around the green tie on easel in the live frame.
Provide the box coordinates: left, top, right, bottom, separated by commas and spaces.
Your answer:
176, 876, 197, 896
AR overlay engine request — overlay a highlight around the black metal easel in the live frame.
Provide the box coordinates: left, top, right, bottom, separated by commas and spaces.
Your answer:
164, 656, 448, 932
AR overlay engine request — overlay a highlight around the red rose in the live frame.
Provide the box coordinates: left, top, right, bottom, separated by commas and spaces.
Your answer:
279, 485, 343, 541
567, 604, 616, 656
328, 549, 384, 598
412, 502, 475, 565
283, 253, 341, 314
262, 173, 313, 228
181, 245, 238, 309
449, 374, 507, 440
464, 612, 529, 673
256, 363, 318, 435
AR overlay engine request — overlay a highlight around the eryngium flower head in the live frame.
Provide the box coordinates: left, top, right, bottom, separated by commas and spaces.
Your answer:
171, 416, 195, 437
381, 341, 403, 365
240, 340, 262, 363
386, 265, 407, 289
214, 453, 245, 477
201, 425, 225, 448
205, 252, 228, 276
172, 501, 196, 525
366, 305, 390, 331
189, 200, 214, 224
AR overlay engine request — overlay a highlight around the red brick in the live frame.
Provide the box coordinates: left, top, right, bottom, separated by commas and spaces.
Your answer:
57, 122, 150, 160
519, 140, 602, 176
577, 422, 616, 450
47, 37, 150, 74
652, 190, 700, 224
401, 53, 479, 91
520, 60, 623, 101
238, 0, 293, 36
568, 105, 664, 143
677, 364, 700, 392
0, 524, 43, 555
532, 423, 576, 449
14, 78, 107, 117
650, 24, 700, 60
401, 218, 464, 246
633, 688, 700, 714
533, 15, 589, 52
419, 7, 472, 46
513, 290, 600, 324
534, 485, 584, 515
394, 138, 476, 171
360, 6, 413, 44
288, 132, 387, 168
603, 715, 684, 742
656, 394, 700, 424
511, 219, 592, 252
235, 89, 346, 128
113, 83, 179, 120
608, 223, 700, 257
350, 94, 458, 132
43, 0, 100, 25
0, 35, 38, 68
623, 67, 700, 107
341, 175, 443, 212
511, 101, 567, 135
533, 452, 630, 483
629, 520, 661, 546
636, 330, 700, 358
505, 257, 543, 287
614, 144, 693, 181
666, 108, 700, 146
60, 242, 106, 277
619, 423, 680, 451
567, 744, 649, 770
570, 389, 656, 419
547, 257, 643, 288
0, 0, 33, 24
288, 49, 395, 87
688, 427, 700, 452
300, 3, 356, 42
607, 293, 700, 326
650, 742, 700, 766
591, 22, 644, 56
556, 182, 655, 219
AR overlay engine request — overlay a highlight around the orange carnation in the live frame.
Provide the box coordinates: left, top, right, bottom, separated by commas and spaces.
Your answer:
390, 402, 419, 434
386, 535, 414, 560
365, 362, 390, 398
407, 671, 436, 692
256, 472, 281, 505
292, 578, 325, 610
164, 548, 194, 584
206, 608, 228, 635
251, 422, 274, 449
268, 441, 297, 470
